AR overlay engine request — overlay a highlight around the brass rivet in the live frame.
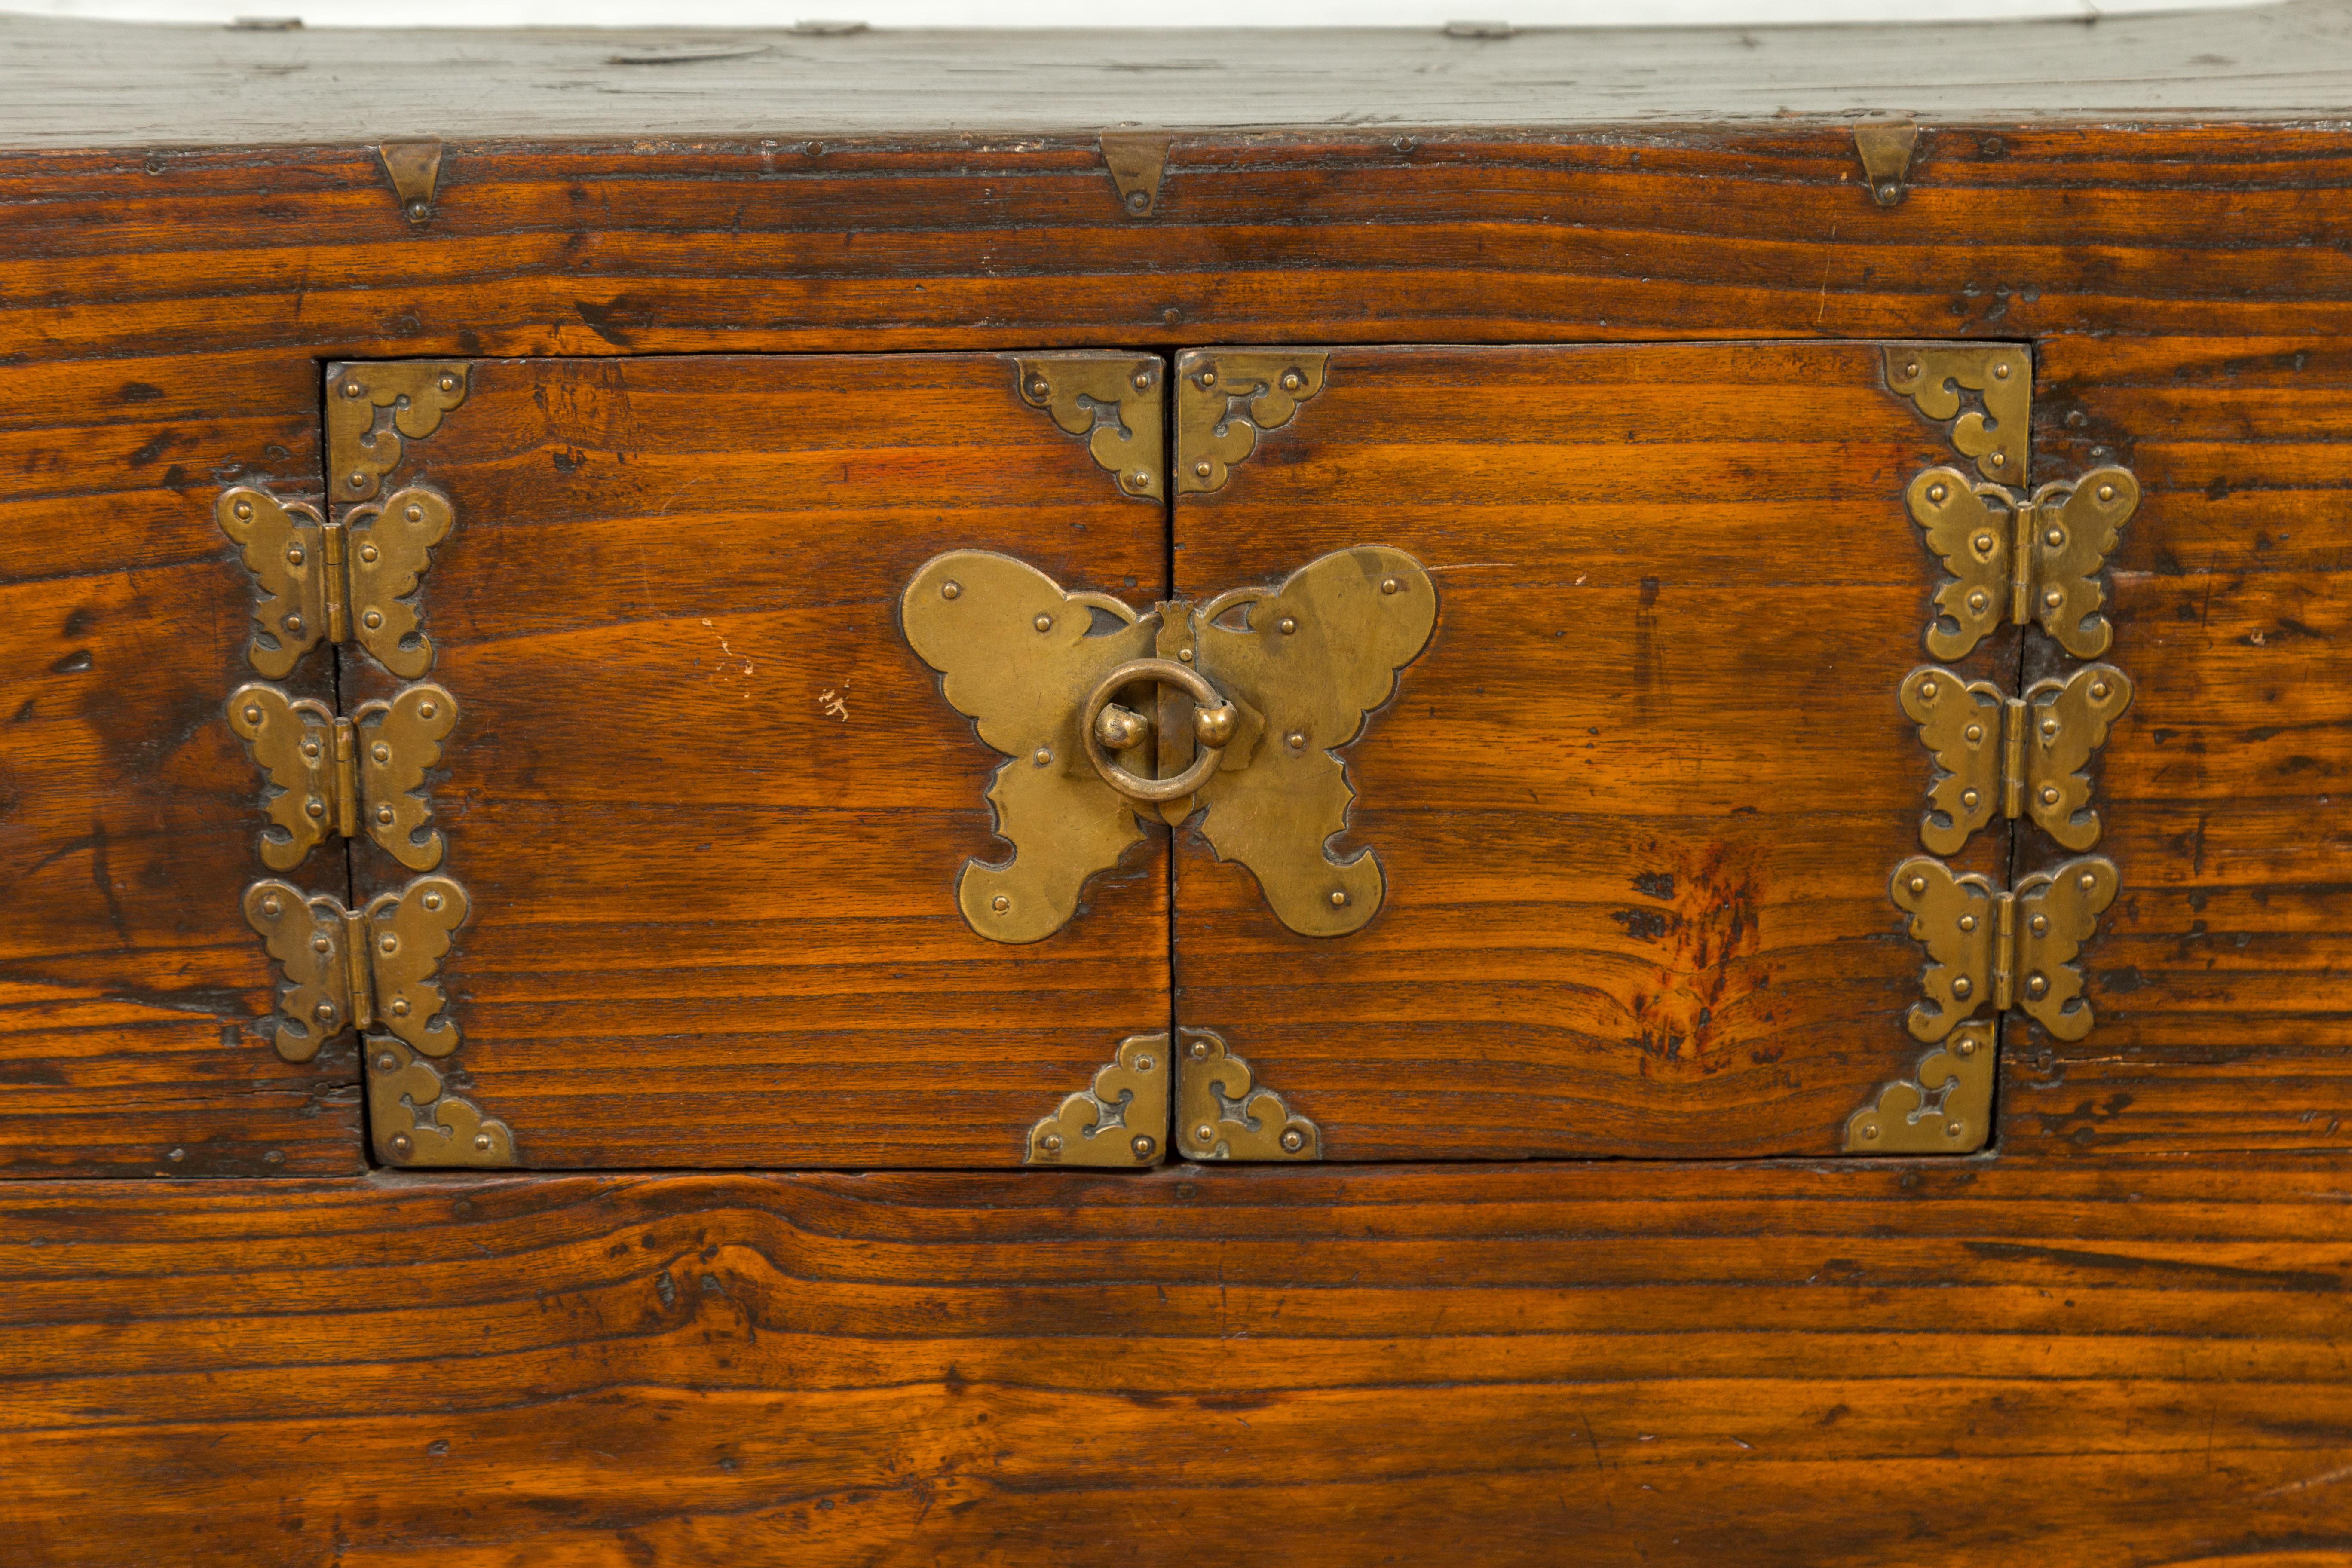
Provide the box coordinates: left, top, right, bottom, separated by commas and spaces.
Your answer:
417, 702, 437, 720
992, 895, 1011, 913
2097, 483, 2116, 503
286, 545, 305, 566
362, 609, 383, 630
1919, 678, 1940, 700
1989, 451, 2006, 469
1285, 730, 1307, 749
2042, 718, 2060, 738
404, 504, 424, 523
2045, 527, 2065, 548
1194, 1123, 1216, 1145
422, 891, 444, 912
301, 740, 320, 758
1993, 362, 2012, 380
2078, 871, 2097, 892
242, 704, 263, 725
1908, 875, 1928, 895
1957, 1037, 1977, 1056
305, 798, 326, 818
376, 805, 396, 825
940, 580, 962, 600
1130, 1134, 1156, 1159
438, 374, 458, 394
2031, 913, 2051, 935
1960, 790, 1980, 810
1128, 469, 1151, 490
1026, 376, 1050, 399
349, 472, 368, 490
1188, 1039, 1210, 1060
473, 1133, 493, 1152
1952, 975, 1973, 998
390, 998, 410, 1017
2043, 588, 2065, 609
1966, 591, 1989, 613
1947, 1119, 1966, 1137
260, 896, 282, 918
1964, 724, 1983, 744
2026, 973, 2049, 999
1280, 1128, 1305, 1152
283, 614, 304, 635
2041, 785, 2059, 805
361, 544, 380, 564
372, 743, 391, 763
375, 1051, 396, 1072
1904, 360, 1920, 377
1381, 577, 1402, 595
1926, 483, 1948, 504
1131, 369, 1154, 392
1033, 747, 1052, 766
379, 934, 398, 954
407, 200, 430, 220
2089, 681, 2110, 701
234, 500, 255, 520
313, 1000, 336, 1020
1193, 459, 1213, 479
1040, 1132, 1063, 1154
1178, 648, 1194, 662
1126, 191, 1149, 213
390, 1133, 412, 1156
1277, 616, 1297, 636
1134, 1054, 1155, 1074
1959, 913, 1977, 932
1329, 889, 1348, 908
341, 380, 365, 399
1280, 369, 1303, 392
1034, 613, 1054, 633
1972, 533, 1995, 554
1862, 1123, 1880, 1140
1199, 369, 1217, 389
312, 936, 332, 955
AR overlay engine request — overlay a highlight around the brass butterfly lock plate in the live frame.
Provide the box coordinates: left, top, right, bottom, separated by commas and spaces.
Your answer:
902, 547, 1437, 942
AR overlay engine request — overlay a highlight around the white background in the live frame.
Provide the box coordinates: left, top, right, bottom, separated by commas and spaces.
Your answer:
0, 0, 2280, 30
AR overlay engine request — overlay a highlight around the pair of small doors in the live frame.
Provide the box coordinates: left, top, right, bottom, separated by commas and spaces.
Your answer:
322, 342, 2021, 1167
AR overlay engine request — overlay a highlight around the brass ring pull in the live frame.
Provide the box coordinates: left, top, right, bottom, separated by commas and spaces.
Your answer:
1081, 657, 1239, 804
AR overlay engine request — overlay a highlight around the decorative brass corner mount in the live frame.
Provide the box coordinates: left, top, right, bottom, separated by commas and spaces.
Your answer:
1014, 354, 1165, 502
217, 481, 456, 678
1892, 854, 2119, 1044
1901, 663, 2133, 854
242, 875, 469, 1063
1175, 349, 1330, 496
1027, 1032, 1169, 1166
328, 361, 470, 503
377, 138, 443, 226
1884, 344, 2027, 483
1845, 1021, 1992, 1153
1175, 1029, 1319, 1161
1099, 129, 1170, 217
227, 681, 458, 870
900, 545, 1436, 943
1853, 122, 1919, 207
368, 1038, 514, 1167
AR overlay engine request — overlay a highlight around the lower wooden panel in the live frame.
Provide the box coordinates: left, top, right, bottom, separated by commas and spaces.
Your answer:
3, 1163, 2347, 1565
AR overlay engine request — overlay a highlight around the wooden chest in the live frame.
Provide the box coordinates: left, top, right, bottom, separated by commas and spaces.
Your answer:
4, 6, 2350, 1562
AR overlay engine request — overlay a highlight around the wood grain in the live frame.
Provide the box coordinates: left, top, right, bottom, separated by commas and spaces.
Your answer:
341, 354, 1170, 1168
1173, 342, 2002, 1159
2, 1161, 2348, 1565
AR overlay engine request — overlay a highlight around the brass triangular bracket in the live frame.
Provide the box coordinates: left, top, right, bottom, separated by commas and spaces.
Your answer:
1853, 121, 1918, 208
328, 361, 471, 504
368, 1038, 515, 1167
1174, 1028, 1319, 1161
1884, 344, 2028, 484
1099, 129, 1170, 217
1845, 1021, 1993, 1153
1013, 354, 1165, 503
1027, 1032, 1169, 1166
378, 138, 443, 226
1175, 349, 1329, 496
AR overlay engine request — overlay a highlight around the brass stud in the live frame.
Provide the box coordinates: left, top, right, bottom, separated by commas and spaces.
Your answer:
1951, 975, 1973, 998
374, 1051, 396, 1072
1956, 1036, 1977, 1056
1919, 678, 1940, 700
1285, 729, 1308, 749
437, 374, 459, 394
2078, 871, 2098, 893
1177, 647, 1194, 662
2041, 785, 2060, 805
360, 543, 380, 564
2045, 527, 2065, 548
1966, 591, 1989, 613
361, 609, 383, 631
372, 742, 391, 763
283, 614, 304, 635
421, 891, 443, 912
1131, 368, 1154, 393
234, 500, 255, 521
305, 798, 327, 818
1277, 616, 1297, 636
1381, 577, 1402, 595
1193, 459, 1213, 480
1126, 192, 1149, 213
301, 741, 320, 759
341, 380, 365, 399
260, 895, 282, 918
1947, 1119, 1966, 1137
1040, 1132, 1064, 1155
404, 504, 423, 524
1960, 789, 1980, 809
2030, 913, 2051, 936
1964, 724, 1984, 744
2026, 973, 2050, 1000
1034, 613, 1054, 634
312, 935, 331, 954
1959, 914, 1977, 932
313, 1000, 336, 1021
390, 997, 411, 1017
1033, 747, 1053, 767
1199, 369, 1217, 389
390, 1133, 412, 1157
349, 472, 368, 490
1973, 532, 1995, 554
2089, 681, 2110, 701
1127, 469, 1151, 490
1908, 875, 1928, 895
1026, 376, 1050, 400
1188, 1039, 1210, 1060
1927, 482, 1949, 504
376, 805, 395, 825
940, 580, 962, 600
1279, 1127, 1306, 1152
1989, 451, 2006, 469
379, 934, 398, 954
991, 895, 1010, 913
1862, 1122, 1880, 1140
1993, 362, 2012, 380
1133, 1054, 1155, 1074
1194, 1122, 1216, 1146
2097, 483, 2116, 503
1904, 360, 1920, 378
416, 702, 437, 720
1130, 1134, 1156, 1159
1280, 369, 1303, 392
286, 545, 305, 566
2041, 717, 2059, 739
473, 1133, 493, 1152
1329, 889, 1348, 908
2043, 587, 2065, 609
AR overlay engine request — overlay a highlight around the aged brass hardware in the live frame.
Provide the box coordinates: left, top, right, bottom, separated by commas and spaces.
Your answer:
1845, 1021, 1993, 1153
227, 681, 458, 871
1853, 122, 1919, 207
1909, 464, 2138, 660
327, 361, 470, 503
1099, 129, 1170, 217
901, 544, 1436, 942
377, 138, 443, 226
1884, 345, 2028, 484
1027, 1032, 1170, 1166
1175, 1029, 1319, 1161
368, 1039, 514, 1167
242, 874, 469, 1063
1892, 854, 2118, 1044
1901, 663, 2134, 854
1014, 354, 1164, 501
216, 481, 455, 678
1174, 349, 1330, 496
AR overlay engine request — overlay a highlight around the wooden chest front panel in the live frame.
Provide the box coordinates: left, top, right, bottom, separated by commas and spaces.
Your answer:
1173, 342, 2003, 1159
343, 354, 1170, 1167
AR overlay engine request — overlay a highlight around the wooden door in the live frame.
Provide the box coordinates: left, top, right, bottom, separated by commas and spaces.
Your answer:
333, 353, 1171, 1168
1168, 342, 2040, 1160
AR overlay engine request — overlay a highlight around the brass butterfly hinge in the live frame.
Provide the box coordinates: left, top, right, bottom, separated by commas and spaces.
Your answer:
227, 682, 457, 871
1845, 1021, 1992, 1153
328, 361, 469, 502
1015, 354, 1164, 502
242, 875, 469, 1063
1900, 663, 2134, 854
1175, 1029, 1319, 1161
1884, 344, 2028, 483
901, 545, 1436, 943
1908, 464, 2139, 659
1892, 855, 2119, 1044
1027, 1032, 1169, 1167
368, 1039, 514, 1167
1175, 349, 1329, 495
217, 481, 456, 677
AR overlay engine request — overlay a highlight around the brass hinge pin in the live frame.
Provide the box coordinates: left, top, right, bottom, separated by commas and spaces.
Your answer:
339, 907, 376, 1032
321, 517, 351, 644
2000, 695, 2027, 821
1991, 891, 2017, 1013
331, 716, 361, 837
2009, 496, 2036, 628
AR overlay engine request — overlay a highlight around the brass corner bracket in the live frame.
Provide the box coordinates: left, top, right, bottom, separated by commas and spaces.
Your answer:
1853, 122, 1919, 207
1845, 1021, 1992, 1153
369, 1038, 514, 1167
1884, 344, 2027, 484
1099, 129, 1170, 217
1014, 354, 1165, 502
1027, 1032, 1169, 1166
1175, 1029, 1318, 1161
378, 138, 443, 226
1892, 854, 2119, 1044
228, 681, 458, 871
1901, 662, 2133, 854
900, 544, 1436, 943
1906, 463, 2138, 660
242, 874, 469, 1063
217, 480, 456, 678
327, 361, 470, 503
1175, 349, 1329, 496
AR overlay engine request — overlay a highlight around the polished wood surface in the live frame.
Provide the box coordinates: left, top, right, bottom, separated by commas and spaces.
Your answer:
4, 1161, 2348, 1565
1173, 342, 1999, 1159
343, 354, 1169, 1167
